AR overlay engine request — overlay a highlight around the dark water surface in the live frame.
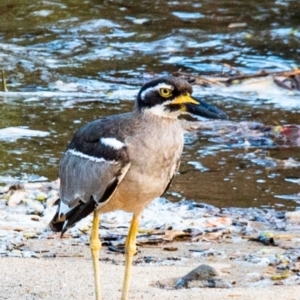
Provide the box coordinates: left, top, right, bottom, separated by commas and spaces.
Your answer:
0, 0, 299, 210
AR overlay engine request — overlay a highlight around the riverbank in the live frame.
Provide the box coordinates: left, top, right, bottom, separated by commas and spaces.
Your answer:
1, 180, 300, 299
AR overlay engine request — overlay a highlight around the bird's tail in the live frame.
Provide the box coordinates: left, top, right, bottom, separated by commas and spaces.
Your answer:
49, 211, 65, 233
49, 197, 95, 236
49, 198, 64, 232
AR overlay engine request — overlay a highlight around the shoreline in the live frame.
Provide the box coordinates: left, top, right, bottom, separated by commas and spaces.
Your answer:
1, 237, 300, 300
1, 181, 300, 299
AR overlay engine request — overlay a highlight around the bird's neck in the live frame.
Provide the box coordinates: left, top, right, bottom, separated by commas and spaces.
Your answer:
138, 106, 181, 121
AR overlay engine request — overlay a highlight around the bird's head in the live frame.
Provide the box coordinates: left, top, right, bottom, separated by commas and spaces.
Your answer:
136, 76, 227, 120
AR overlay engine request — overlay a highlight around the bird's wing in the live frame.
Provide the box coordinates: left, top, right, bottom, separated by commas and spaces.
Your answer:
50, 117, 131, 233
161, 158, 181, 196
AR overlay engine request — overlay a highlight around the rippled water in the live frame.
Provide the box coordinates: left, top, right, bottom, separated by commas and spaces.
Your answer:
0, 0, 299, 210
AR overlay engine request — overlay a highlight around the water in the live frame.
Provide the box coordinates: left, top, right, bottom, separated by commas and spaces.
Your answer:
0, 0, 299, 210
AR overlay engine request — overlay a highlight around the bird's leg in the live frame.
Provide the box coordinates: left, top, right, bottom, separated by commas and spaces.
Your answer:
121, 213, 140, 300
90, 211, 101, 300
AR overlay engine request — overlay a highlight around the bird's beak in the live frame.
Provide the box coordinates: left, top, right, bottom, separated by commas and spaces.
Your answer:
171, 94, 227, 120
171, 93, 200, 106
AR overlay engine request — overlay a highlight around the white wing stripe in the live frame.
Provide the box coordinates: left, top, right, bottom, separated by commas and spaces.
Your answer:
100, 137, 125, 150
66, 149, 115, 163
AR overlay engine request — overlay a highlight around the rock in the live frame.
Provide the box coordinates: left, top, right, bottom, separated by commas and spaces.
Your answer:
247, 256, 272, 266
271, 271, 291, 280
23, 199, 44, 214
242, 272, 261, 284
8, 249, 22, 257
7, 191, 27, 206
22, 250, 39, 258
23, 232, 38, 239
30, 216, 40, 222
35, 192, 47, 201
188, 278, 232, 288
285, 211, 300, 224
250, 278, 274, 287
176, 264, 218, 288
250, 232, 279, 246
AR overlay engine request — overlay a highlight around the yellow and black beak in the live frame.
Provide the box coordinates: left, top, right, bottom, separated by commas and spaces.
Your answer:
171, 94, 227, 120
171, 93, 200, 106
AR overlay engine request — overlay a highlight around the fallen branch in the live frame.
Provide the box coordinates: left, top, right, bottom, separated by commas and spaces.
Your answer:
175, 66, 300, 91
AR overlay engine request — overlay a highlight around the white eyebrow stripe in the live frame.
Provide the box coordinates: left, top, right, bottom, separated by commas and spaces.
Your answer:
66, 149, 115, 163
100, 137, 125, 150
153, 83, 173, 91
140, 83, 173, 100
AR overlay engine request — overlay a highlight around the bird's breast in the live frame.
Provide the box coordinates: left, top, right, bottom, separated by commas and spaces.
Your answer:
99, 119, 184, 214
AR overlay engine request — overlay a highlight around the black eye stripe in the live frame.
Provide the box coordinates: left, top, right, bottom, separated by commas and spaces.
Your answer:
137, 77, 193, 109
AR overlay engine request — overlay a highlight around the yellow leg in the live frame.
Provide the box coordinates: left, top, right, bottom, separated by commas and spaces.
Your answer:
121, 213, 140, 300
90, 211, 101, 300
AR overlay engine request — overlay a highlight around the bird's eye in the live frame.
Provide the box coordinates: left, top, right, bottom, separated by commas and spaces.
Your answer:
159, 88, 172, 98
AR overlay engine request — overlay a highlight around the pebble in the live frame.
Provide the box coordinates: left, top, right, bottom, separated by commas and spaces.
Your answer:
176, 264, 232, 289
35, 192, 47, 201
7, 191, 26, 206
285, 211, 300, 224
0, 180, 300, 291
8, 249, 22, 257
23, 199, 44, 214
188, 278, 232, 288
242, 272, 261, 284
177, 264, 217, 285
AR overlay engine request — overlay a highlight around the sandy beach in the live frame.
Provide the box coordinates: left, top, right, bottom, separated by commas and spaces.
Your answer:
1, 235, 300, 300
1, 185, 300, 300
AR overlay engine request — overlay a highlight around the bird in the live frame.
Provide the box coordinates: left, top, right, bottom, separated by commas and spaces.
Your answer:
49, 76, 227, 300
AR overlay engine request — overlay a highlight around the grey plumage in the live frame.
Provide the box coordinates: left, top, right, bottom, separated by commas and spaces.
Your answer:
49, 76, 227, 300
50, 76, 227, 234
50, 109, 182, 232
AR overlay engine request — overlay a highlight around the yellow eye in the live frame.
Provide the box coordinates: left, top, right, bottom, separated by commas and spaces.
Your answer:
159, 88, 172, 98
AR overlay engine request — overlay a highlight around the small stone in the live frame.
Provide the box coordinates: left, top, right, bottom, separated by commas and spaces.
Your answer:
286, 211, 300, 224
22, 251, 39, 258
35, 192, 47, 201
30, 215, 40, 222
78, 224, 90, 233
8, 250, 22, 257
292, 262, 300, 272
251, 232, 279, 246
7, 191, 27, 206
176, 264, 218, 288
163, 246, 178, 251
188, 278, 232, 288
243, 272, 261, 283
23, 232, 37, 239
13, 227, 26, 232
23, 199, 44, 214
271, 271, 291, 280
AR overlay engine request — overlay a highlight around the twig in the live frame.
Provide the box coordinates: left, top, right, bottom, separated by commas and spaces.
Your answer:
1, 70, 8, 92
221, 63, 245, 75
174, 71, 225, 87
224, 69, 300, 84
175, 68, 300, 88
